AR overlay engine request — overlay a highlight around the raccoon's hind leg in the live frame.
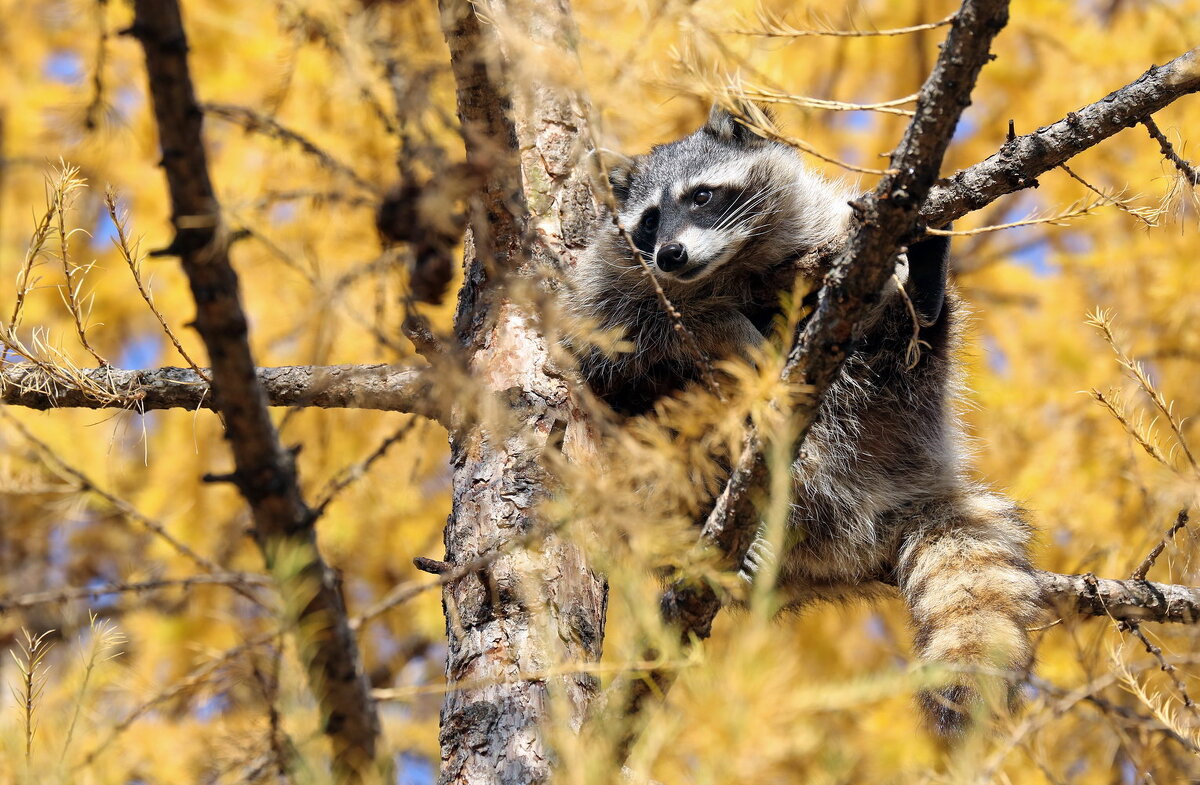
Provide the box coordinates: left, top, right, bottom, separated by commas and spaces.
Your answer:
895, 490, 1042, 737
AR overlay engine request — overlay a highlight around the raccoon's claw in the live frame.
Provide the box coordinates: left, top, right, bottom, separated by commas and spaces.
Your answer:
737, 531, 776, 583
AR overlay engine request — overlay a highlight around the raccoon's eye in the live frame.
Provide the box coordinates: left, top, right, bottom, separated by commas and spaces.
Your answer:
692, 188, 713, 207
639, 210, 659, 233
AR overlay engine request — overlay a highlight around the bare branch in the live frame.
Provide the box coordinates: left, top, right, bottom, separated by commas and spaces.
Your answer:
1037, 570, 1200, 625
105, 186, 209, 379
0, 573, 271, 613
0, 362, 441, 418
311, 418, 422, 521
922, 47, 1200, 228
128, 1, 380, 778
1132, 509, 1190, 582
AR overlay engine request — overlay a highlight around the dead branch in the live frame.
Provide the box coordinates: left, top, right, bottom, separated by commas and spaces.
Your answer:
0, 362, 441, 418
922, 47, 1200, 228
127, 1, 380, 779
1131, 509, 1191, 582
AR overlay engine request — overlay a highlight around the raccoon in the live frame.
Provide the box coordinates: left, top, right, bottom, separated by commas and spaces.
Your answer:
567, 107, 1042, 736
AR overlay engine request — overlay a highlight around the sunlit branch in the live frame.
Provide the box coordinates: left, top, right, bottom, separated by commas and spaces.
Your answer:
0, 362, 440, 418
1143, 115, 1200, 185
729, 10, 956, 38
921, 47, 1200, 228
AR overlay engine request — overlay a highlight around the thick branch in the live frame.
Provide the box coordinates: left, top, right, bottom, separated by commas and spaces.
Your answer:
922, 47, 1200, 228
129, 2, 380, 780
0, 363, 440, 418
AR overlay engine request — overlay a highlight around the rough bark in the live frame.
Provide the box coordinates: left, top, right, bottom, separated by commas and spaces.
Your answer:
435, 1, 607, 784
0, 363, 438, 417
128, 2, 380, 780
1037, 570, 1200, 624
922, 47, 1200, 228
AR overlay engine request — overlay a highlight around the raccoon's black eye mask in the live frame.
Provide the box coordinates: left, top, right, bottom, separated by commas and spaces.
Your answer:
632, 207, 660, 261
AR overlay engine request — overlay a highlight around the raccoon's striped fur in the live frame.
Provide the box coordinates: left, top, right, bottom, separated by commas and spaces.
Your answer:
567, 107, 1041, 736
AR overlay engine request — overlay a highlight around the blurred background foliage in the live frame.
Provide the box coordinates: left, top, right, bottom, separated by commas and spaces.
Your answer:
0, 0, 1198, 782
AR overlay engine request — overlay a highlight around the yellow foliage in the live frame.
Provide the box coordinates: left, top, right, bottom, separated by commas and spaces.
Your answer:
0, 0, 1198, 782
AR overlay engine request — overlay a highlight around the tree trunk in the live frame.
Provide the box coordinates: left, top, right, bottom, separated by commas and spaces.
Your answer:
436, 0, 607, 782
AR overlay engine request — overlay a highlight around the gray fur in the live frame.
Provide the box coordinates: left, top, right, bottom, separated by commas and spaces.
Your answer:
567, 107, 1040, 736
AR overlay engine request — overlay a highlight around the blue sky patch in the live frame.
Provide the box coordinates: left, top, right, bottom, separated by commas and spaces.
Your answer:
44, 51, 84, 85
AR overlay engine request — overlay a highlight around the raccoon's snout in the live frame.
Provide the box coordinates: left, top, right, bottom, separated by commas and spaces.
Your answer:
656, 243, 688, 272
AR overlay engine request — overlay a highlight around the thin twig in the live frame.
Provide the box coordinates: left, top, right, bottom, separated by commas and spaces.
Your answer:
311, 418, 420, 521
54, 181, 109, 366
1058, 162, 1159, 226
105, 187, 209, 380
1121, 621, 1200, 719
79, 627, 281, 769
202, 102, 381, 195
0, 574, 271, 613
1143, 116, 1200, 186
738, 85, 918, 117
1132, 508, 1190, 581
0, 408, 236, 580
729, 10, 956, 38
4, 168, 78, 366
925, 197, 1104, 236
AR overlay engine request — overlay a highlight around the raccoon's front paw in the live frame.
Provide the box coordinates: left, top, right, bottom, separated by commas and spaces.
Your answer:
736, 531, 775, 583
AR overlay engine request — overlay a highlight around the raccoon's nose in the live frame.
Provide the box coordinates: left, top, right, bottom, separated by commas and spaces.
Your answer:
656, 243, 688, 272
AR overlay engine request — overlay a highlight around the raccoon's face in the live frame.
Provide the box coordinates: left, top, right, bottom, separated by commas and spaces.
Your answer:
604, 107, 839, 284
625, 174, 762, 282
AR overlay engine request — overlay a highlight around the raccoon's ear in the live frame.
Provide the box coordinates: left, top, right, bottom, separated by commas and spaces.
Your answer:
704, 103, 774, 147
590, 149, 638, 205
